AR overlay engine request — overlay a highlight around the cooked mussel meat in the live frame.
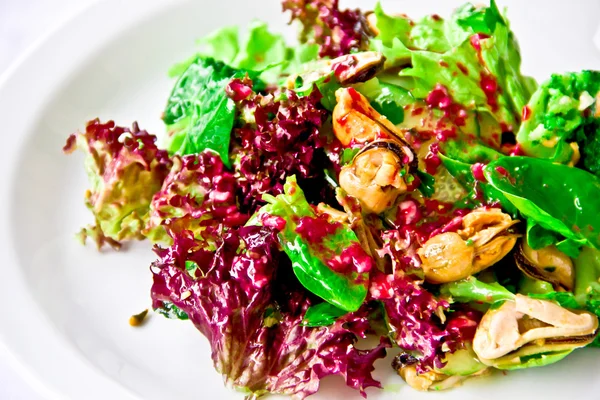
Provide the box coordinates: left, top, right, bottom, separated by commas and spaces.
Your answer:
473, 294, 598, 368
515, 241, 574, 291
339, 140, 416, 214
418, 208, 520, 283
332, 87, 410, 147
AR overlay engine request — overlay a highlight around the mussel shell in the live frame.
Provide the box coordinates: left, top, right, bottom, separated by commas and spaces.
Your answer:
483, 330, 598, 369
353, 139, 418, 172
334, 52, 386, 85
514, 241, 572, 292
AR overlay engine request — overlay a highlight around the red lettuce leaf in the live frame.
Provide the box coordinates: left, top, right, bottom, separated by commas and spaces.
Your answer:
63, 119, 172, 248
282, 0, 372, 58
150, 227, 387, 398
227, 78, 333, 212
144, 151, 248, 244
369, 272, 453, 372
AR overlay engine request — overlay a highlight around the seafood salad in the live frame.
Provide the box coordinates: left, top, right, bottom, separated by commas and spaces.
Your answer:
64, 0, 600, 397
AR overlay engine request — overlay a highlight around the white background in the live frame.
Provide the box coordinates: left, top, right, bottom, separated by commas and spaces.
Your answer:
0, 3, 96, 398
1, 0, 600, 399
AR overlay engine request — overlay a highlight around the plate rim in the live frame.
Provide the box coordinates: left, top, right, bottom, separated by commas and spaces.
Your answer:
0, 1, 185, 399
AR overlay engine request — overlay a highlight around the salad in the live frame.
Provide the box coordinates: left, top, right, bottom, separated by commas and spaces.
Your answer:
63, 0, 600, 397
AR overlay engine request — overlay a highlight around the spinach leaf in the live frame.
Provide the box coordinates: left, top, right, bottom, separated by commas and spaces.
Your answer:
354, 79, 414, 125
440, 276, 515, 304
484, 156, 600, 250
302, 302, 348, 327
258, 176, 370, 312
163, 57, 253, 167
438, 152, 517, 215
294, 71, 340, 111
526, 219, 559, 250
154, 301, 189, 320
441, 140, 503, 164
416, 170, 435, 198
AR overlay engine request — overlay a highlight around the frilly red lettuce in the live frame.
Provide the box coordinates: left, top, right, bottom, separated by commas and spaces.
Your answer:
144, 152, 248, 244
150, 226, 388, 398
63, 119, 172, 248
369, 272, 452, 372
282, 0, 372, 58
227, 78, 331, 212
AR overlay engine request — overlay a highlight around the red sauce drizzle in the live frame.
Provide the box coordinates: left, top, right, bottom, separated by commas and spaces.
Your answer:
411, 107, 424, 116
337, 114, 349, 127
480, 73, 499, 111
456, 62, 469, 75
424, 143, 442, 174
471, 163, 487, 182
327, 243, 374, 275
446, 311, 482, 341
469, 33, 490, 53
509, 144, 525, 156
331, 56, 357, 79
261, 215, 287, 231
296, 214, 341, 245
348, 87, 363, 103
522, 105, 531, 121
425, 84, 468, 135
495, 166, 509, 177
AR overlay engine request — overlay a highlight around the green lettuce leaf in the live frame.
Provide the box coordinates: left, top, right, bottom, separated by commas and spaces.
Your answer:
438, 144, 517, 215
163, 57, 254, 166
440, 276, 515, 304
302, 302, 348, 327
353, 78, 414, 124
253, 176, 371, 312
370, 1, 536, 143
484, 156, 600, 251
174, 21, 318, 84
516, 71, 600, 171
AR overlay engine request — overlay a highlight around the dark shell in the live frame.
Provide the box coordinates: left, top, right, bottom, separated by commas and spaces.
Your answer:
514, 241, 571, 292
354, 139, 418, 173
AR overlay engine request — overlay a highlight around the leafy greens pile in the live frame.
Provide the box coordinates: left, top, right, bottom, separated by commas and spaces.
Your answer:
64, 0, 600, 398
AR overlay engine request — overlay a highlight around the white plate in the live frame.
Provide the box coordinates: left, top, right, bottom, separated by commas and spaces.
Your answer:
1, 0, 600, 399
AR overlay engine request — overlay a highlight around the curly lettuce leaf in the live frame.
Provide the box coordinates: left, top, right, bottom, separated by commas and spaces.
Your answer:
63, 120, 172, 248
369, 272, 452, 371
516, 71, 600, 169
144, 152, 248, 244
370, 1, 536, 142
150, 226, 387, 398
282, 0, 371, 58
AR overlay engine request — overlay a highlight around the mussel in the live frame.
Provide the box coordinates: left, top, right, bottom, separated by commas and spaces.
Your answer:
473, 294, 598, 369
332, 87, 411, 147
339, 140, 417, 214
330, 51, 386, 85
418, 208, 520, 283
514, 241, 574, 291
393, 346, 488, 391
